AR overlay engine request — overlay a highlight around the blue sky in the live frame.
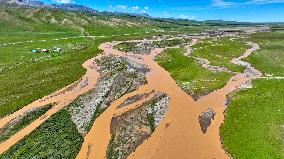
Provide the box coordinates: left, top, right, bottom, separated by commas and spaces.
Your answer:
41, 0, 284, 22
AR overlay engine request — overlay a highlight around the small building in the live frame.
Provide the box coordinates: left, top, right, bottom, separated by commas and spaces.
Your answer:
42, 49, 49, 53
53, 47, 62, 52
31, 49, 41, 53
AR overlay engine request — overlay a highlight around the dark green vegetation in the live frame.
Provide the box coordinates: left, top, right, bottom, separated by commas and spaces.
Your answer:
0, 36, 90, 65
156, 48, 231, 98
115, 39, 192, 54
0, 38, 103, 117
152, 38, 191, 48
271, 24, 284, 32
192, 38, 249, 72
146, 111, 156, 132
0, 110, 83, 159
0, 104, 52, 143
221, 80, 284, 159
247, 32, 284, 76
221, 31, 284, 159
115, 42, 140, 53
106, 134, 120, 159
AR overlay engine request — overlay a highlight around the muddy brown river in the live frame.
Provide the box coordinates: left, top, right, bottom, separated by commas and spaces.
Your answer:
0, 37, 261, 159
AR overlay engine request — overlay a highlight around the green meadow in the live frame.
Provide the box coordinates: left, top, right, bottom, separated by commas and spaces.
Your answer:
221, 31, 284, 159
155, 48, 231, 98
192, 38, 249, 72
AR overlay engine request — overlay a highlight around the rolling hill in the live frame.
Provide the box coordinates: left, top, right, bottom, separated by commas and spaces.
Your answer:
0, 2, 197, 35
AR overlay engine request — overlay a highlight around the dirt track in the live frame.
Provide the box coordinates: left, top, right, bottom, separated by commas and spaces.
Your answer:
0, 37, 262, 158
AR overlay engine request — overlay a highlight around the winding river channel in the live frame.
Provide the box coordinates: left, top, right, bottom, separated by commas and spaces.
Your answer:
0, 37, 262, 159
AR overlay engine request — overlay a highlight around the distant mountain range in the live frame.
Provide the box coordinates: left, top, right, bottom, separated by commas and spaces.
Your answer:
0, 0, 271, 35
0, 0, 98, 14
0, 0, 43, 6
0, 0, 186, 35
0, 0, 157, 19
51, 4, 98, 14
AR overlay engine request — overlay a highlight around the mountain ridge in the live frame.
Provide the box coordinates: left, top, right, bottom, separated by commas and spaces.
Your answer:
0, 0, 99, 14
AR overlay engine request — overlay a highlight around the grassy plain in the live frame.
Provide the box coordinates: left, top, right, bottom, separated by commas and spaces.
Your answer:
155, 48, 231, 97
221, 31, 284, 159
191, 38, 249, 72
0, 110, 83, 159
221, 80, 284, 159
152, 39, 192, 47
246, 31, 284, 76
0, 104, 52, 143
0, 36, 103, 117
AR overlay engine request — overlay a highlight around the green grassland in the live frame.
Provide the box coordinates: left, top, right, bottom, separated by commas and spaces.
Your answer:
221, 31, 284, 159
247, 32, 284, 76
155, 48, 231, 98
152, 38, 192, 47
0, 38, 103, 117
0, 5, 209, 36
0, 104, 52, 143
221, 80, 284, 159
0, 110, 83, 159
0, 32, 78, 44
0, 36, 91, 66
115, 42, 138, 53
191, 38, 249, 72
115, 39, 192, 54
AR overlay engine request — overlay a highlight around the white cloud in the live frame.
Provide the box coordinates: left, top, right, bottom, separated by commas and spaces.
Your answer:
114, 4, 149, 13
171, 6, 206, 11
141, 10, 147, 14
212, 0, 236, 7
178, 15, 197, 20
116, 5, 127, 10
212, 0, 284, 7
179, 15, 189, 19
132, 6, 139, 11
108, 5, 113, 11
52, 0, 72, 3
